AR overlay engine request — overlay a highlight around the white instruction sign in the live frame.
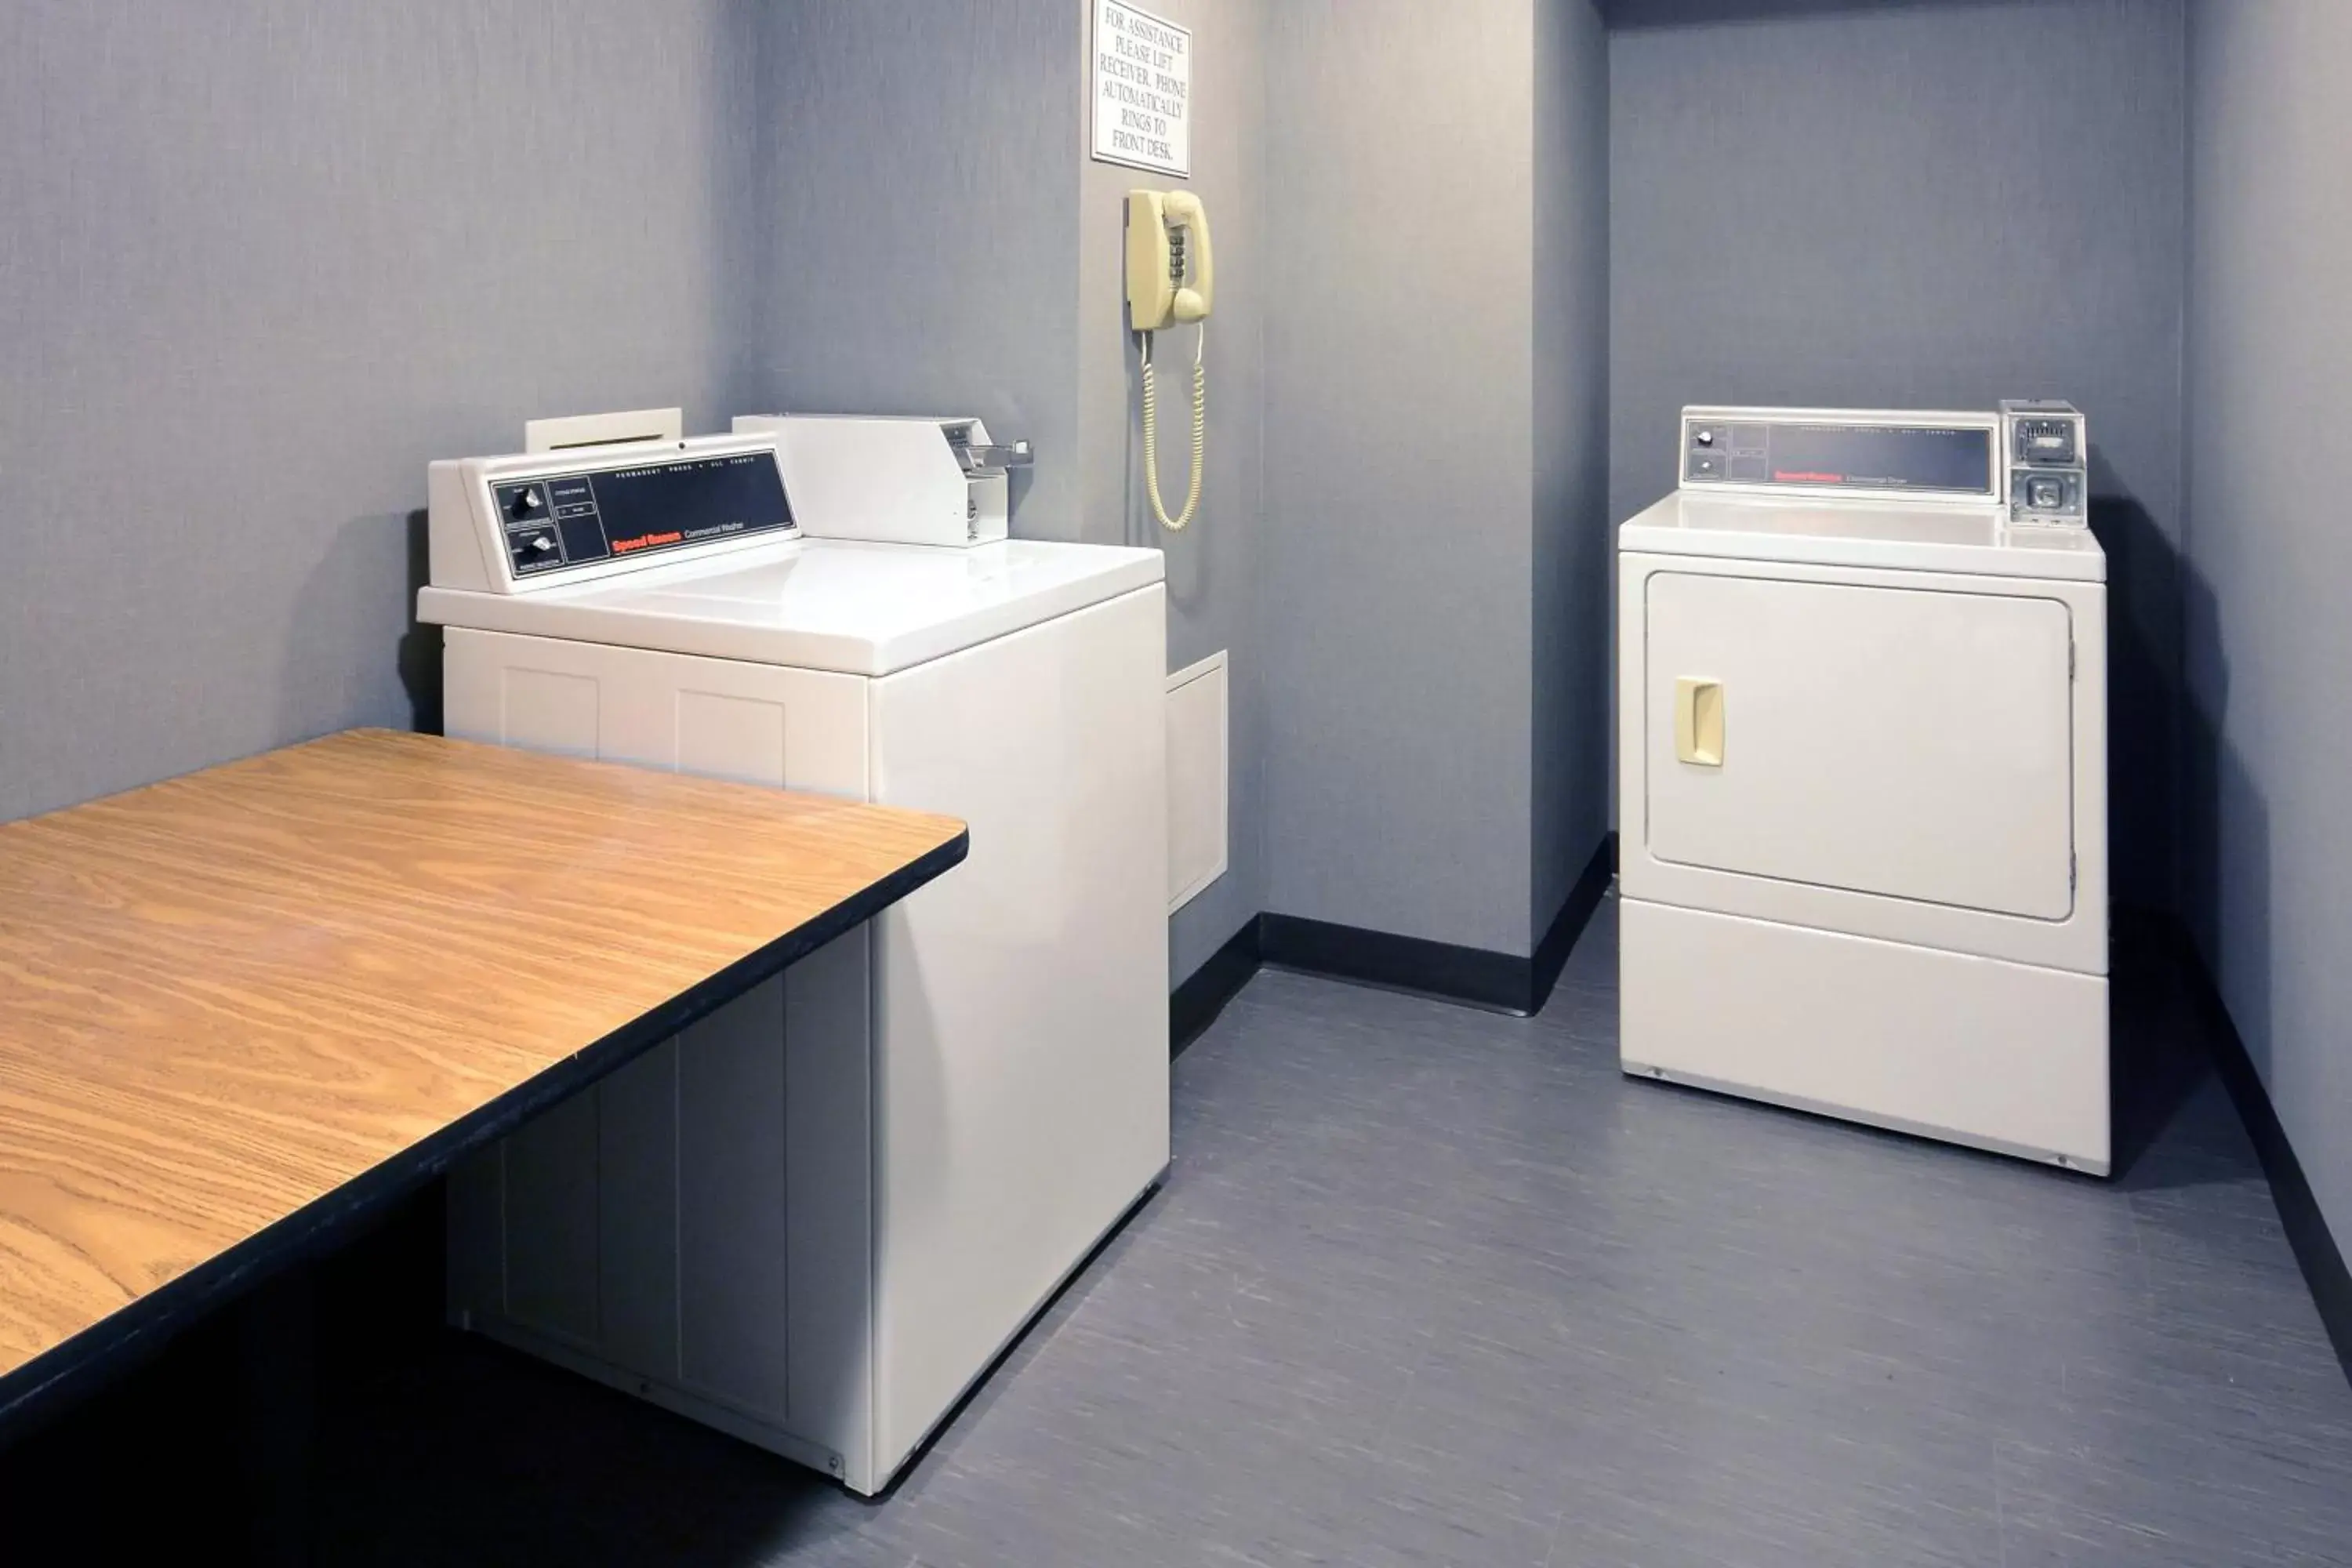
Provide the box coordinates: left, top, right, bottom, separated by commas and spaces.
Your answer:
1092, 0, 1192, 178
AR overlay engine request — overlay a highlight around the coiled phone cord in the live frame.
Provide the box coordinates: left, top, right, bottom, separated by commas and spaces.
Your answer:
1139, 324, 1207, 532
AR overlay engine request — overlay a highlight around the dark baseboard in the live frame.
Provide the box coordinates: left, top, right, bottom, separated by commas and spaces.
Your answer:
2169, 920, 2352, 1384
1171, 835, 1618, 1043
1531, 832, 1618, 1011
1258, 912, 1537, 1014
1169, 917, 1263, 1059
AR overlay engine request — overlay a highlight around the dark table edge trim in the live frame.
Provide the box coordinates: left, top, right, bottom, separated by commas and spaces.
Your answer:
1171, 834, 1617, 1054
0, 828, 969, 1447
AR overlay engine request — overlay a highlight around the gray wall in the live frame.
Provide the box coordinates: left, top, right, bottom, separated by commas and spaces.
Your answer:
757, 0, 1085, 538
763, 0, 1613, 970
1077, 0, 1272, 980
0, 0, 760, 821
1607, 0, 2190, 908
0, 1, 1617, 986
2183, 0, 2352, 1251
1532, 0, 1614, 932
1263, 0, 1541, 956
757, 0, 1272, 984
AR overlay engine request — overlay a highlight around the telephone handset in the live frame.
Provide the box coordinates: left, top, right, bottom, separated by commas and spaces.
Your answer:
1126, 190, 1214, 532
1126, 189, 1214, 328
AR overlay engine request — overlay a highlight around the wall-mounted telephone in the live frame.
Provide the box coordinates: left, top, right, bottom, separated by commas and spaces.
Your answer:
1126, 190, 1214, 532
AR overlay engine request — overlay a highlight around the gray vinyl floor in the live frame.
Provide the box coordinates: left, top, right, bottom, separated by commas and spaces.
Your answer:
317, 897, 2352, 1567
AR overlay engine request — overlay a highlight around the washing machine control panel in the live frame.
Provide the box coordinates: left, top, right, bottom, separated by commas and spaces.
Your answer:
490, 449, 797, 581
1681, 409, 2000, 499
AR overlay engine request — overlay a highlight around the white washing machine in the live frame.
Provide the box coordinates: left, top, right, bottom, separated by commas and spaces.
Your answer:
416, 432, 1169, 1491
1618, 407, 2109, 1173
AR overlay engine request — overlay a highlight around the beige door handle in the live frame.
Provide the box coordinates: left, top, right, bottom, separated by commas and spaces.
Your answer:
1675, 677, 1724, 767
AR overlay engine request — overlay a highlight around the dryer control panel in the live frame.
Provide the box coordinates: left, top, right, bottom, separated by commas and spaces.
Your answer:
1680, 408, 2001, 502
1999, 399, 2090, 527
428, 435, 799, 594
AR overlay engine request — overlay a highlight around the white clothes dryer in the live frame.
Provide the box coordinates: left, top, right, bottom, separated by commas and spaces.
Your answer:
1618, 408, 2109, 1173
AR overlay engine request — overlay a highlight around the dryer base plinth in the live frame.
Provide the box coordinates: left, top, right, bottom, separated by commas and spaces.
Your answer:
1620, 898, 2110, 1174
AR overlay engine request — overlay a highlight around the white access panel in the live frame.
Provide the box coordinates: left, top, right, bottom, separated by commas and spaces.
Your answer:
864, 584, 1171, 1475
1619, 552, 2107, 976
1643, 572, 2074, 920
1165, 650, 1229, 912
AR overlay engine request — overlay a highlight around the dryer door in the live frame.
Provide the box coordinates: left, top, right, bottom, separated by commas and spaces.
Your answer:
1642, 572, 2074, 920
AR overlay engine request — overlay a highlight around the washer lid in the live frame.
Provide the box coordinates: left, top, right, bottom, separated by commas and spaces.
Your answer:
1620, 491, 2105, 583
419, 537, 1165, 676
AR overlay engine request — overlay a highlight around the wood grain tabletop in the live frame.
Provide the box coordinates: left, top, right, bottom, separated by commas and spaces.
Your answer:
0, 728, 966, 1425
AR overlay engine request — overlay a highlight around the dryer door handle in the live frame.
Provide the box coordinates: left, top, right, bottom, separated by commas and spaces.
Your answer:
1675, 677, 1724, 768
